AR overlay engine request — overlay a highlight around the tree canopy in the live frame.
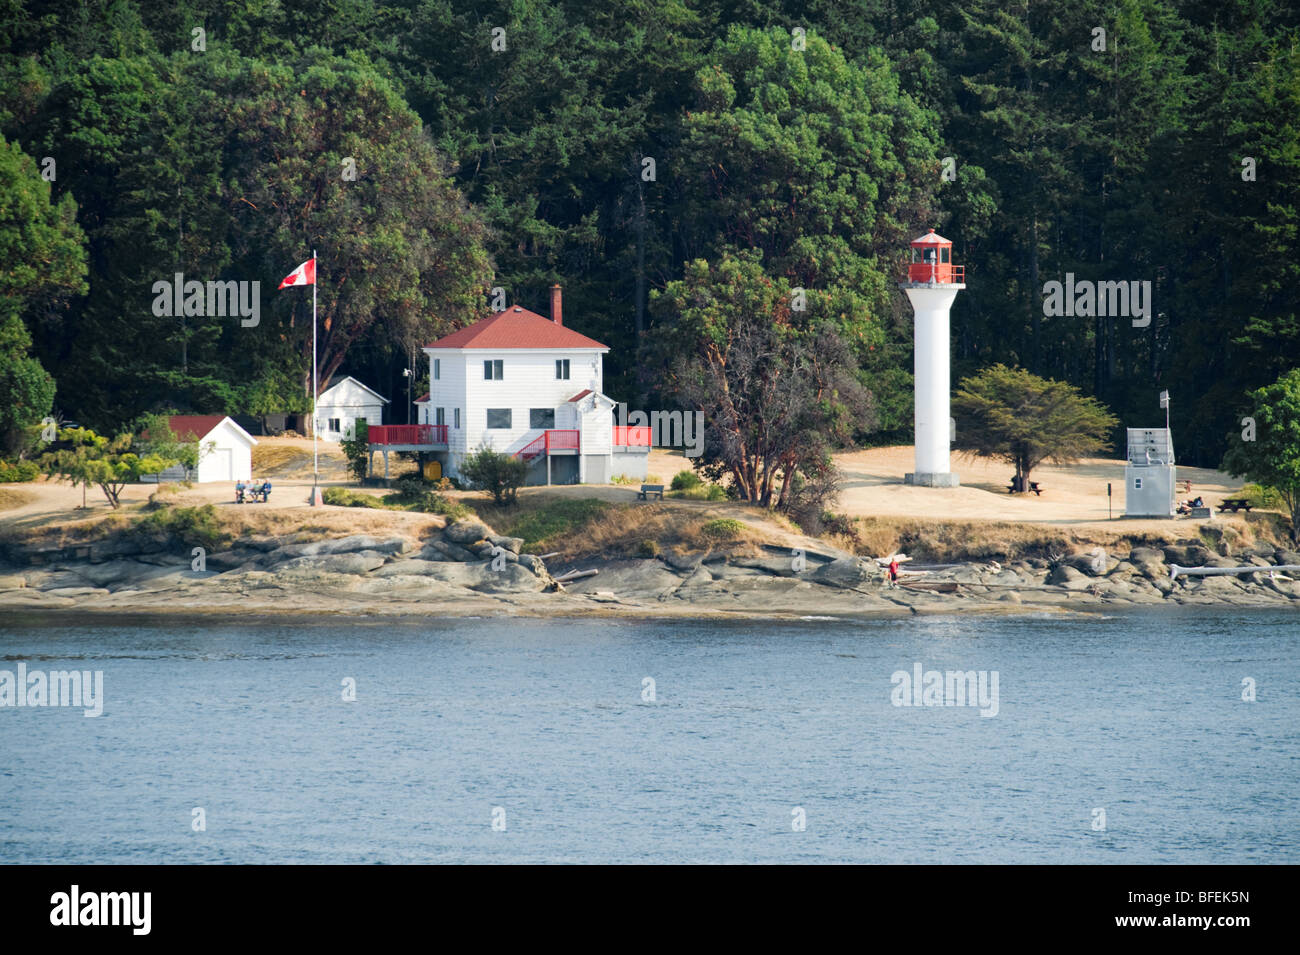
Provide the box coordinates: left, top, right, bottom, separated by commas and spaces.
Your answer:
952, 363, 1119, 488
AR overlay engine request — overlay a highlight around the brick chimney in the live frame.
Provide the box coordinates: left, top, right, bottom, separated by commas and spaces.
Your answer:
550, 284, 563, 326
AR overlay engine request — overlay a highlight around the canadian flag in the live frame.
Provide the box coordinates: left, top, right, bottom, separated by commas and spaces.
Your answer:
278, 257, 316, 289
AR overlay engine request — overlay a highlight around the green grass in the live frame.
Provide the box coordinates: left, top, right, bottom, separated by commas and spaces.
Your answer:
668, 483, 727, 501
483, 498, 611, 552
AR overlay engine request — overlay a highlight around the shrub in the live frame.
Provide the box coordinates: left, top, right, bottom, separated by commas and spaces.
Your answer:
135, 504, 226, 550
322, 487, 382, 508
638, 538, 661, 558
671, 483, 726, 500
700, 518, 745, 541
339, 421, 369, 481
671, 469, 702, 490
0, 459, 40, 482
459, 445, 527, 506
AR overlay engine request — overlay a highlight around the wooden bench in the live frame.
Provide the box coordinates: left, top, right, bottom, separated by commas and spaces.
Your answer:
637, 484, 664, 501
1218, 498, 1253, 513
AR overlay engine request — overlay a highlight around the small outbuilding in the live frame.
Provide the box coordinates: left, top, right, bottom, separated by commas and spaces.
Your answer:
314, 376, 389, 441
1124, 428, 1176, 518
152, 415, 258, 483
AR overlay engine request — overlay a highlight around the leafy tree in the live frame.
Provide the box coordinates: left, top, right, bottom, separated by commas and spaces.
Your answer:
40, 426, 178, 508
0, 313, 55, 458
459, 444, 527, 506
133, 412, 199, 478
953, 363, 1118, 490
651, 251, 871, 508
1222, 369, 1300, 543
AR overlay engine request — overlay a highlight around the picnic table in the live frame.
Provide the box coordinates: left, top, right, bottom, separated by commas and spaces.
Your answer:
1218, 498, 1253, 513
1006, 479, 1044, 496
637, 483, 664, 501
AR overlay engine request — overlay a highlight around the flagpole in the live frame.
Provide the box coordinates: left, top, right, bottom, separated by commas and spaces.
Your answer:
311, 249, 319, 504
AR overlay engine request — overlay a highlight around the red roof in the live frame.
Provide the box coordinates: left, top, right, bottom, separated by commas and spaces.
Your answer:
166, 415, 228, 441
426, 306, 607, 350
414, 392, 430, 403
567, 389, 593, 402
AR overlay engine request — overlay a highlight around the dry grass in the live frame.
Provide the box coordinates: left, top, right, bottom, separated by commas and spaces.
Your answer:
523, 500, 766, 558
0, 488, 34, 512
840, 513, 1292, 562
251, 444, 306, 472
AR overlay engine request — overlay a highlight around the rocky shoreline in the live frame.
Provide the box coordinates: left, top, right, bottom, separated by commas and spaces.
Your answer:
2, 515, 1298, 620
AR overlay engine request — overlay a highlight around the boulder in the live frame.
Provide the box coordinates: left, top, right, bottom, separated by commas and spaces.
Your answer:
203, 549, 258, 571
729, 555, 798, 577
444, 519, 492, 545
471, 541, 496, 559
469, 562, 547, 593
419, 539, 480, 563
1274, 549, 1300, 566
1239, 543, 1276, 561
1047, 564, 1092, 589
1065, 548, 1110, 576
516, 554, 547, 577
278, 551, 389, 575
373, 559, 469, 578
1128, 547, 1165, 564
660, 548, 703, 573
997, 590, 1022, 604
1163, 544, 1212, 567
812, 556, 871, 589
486, 534, 524, 555
0, 574, 26, 590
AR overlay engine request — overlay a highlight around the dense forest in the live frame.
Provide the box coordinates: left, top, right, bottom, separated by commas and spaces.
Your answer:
2, 0, 1298, 468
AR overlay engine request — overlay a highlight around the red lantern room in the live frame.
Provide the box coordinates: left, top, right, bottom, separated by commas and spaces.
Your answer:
907, 229, 964, 284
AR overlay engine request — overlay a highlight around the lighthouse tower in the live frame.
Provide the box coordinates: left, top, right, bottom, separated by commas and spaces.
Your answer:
901, 229, 965, 487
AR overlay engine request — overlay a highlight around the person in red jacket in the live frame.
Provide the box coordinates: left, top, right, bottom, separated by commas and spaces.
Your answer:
888, 558, 900, 588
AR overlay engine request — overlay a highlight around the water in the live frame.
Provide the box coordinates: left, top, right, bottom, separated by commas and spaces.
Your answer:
1, 609, 1296, 864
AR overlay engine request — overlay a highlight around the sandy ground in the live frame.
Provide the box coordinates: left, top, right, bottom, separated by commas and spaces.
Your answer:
832, 446, 1248, 534
0, 440, 1256, 540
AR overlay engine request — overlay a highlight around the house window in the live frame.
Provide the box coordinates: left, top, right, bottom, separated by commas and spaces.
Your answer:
435, 407, 445, 426
433, 358, 441, 380
454, 408, 460, 429
556, 359, 570, 380
484, 359, 503, 380
328, 418, 341, 432
1134, 478, 1143, 489
486, 408, 512, 429
530, 408, 555, 429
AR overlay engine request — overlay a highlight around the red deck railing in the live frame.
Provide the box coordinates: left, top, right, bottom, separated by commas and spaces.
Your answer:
516, 429, 580, 461
367, 424, 448, 446
613, 425, 651, 447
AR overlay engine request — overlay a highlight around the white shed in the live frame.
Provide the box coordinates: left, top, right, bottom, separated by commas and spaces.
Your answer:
154, 415, 257, 483
315, 376, 389, 442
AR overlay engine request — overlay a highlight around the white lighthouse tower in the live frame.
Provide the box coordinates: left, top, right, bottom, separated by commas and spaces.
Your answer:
901, 229, 965, 487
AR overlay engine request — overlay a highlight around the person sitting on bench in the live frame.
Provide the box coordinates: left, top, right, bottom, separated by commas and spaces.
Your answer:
235, 480, 246, 503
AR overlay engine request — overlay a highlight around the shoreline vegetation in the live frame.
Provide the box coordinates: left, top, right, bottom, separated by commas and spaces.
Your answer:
4, 479, 1299, 621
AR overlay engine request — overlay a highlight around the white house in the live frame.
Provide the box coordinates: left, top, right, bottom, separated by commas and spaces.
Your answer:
151, 415, 257, 483
369, 285, 649, 485
314, 376, 389, 442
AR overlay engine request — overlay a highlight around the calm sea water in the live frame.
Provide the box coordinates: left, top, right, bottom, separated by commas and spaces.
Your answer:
1, 609, 1296, 864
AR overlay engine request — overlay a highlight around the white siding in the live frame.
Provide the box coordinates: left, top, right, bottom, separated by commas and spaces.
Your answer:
423, 343, 614, 484
315, 377, 388, 442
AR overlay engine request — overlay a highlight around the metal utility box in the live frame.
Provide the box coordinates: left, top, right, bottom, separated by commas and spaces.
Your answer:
1124, 428, 1176, 518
